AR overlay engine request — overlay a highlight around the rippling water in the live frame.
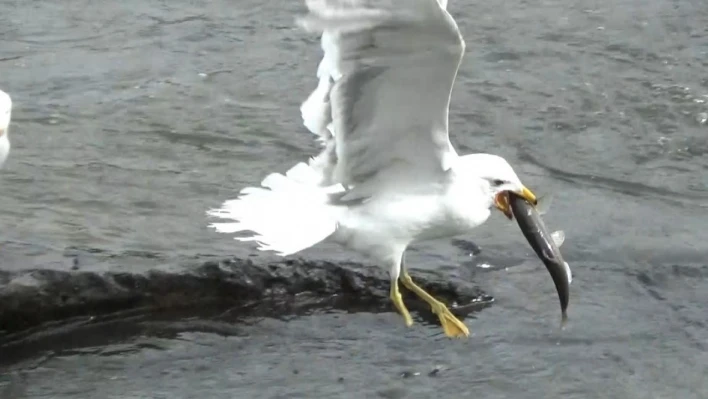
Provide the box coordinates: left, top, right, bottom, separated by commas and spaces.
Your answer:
1, 0, 708, 397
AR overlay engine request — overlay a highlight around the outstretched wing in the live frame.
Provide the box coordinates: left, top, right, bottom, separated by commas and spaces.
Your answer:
298, 0, 465, 196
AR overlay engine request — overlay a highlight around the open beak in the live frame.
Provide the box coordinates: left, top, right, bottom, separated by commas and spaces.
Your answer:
495, 186, 537, 220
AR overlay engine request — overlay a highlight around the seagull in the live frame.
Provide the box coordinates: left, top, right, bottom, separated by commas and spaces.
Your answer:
207, 0, 538, 338
0, 90, 12, 168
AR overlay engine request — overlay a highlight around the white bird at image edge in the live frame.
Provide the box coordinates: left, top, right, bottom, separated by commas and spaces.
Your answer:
207, 0, 540, 338
0, 90, 12, 168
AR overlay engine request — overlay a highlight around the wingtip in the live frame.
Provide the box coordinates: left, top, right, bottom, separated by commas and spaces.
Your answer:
0, 89, 11, 131
294, 0, 328, 32
294, 15, 312, 31
295, 15, 330, 34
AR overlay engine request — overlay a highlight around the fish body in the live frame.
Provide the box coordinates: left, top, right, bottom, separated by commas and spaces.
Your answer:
508, 192, 571, 325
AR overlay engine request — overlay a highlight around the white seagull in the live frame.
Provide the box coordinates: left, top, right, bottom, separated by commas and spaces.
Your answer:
207, 0, 538, 338
0, 90, 12, 168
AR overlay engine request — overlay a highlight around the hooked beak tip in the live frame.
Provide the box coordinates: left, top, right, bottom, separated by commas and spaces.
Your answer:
519, 186, 538, 206
495, 185, 537, 219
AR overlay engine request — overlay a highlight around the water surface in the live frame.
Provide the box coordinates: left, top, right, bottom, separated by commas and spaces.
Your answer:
1, 0, 708, 397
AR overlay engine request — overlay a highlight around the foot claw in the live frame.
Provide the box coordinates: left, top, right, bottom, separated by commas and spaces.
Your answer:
432, 304, 470, 338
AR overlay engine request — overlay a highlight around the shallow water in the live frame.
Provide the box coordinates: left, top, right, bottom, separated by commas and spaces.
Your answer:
1, 0, 708, 397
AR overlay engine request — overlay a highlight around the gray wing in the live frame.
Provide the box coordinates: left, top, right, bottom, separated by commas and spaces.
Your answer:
297, 0, 464, 197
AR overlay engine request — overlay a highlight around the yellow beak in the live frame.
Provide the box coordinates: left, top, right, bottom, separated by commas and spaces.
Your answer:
494, 186, 537, 220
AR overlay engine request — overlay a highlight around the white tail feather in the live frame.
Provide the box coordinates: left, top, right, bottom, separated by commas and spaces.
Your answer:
207, 162, 343, 256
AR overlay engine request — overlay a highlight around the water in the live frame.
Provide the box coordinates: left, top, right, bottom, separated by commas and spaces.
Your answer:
1, 0, 708, 397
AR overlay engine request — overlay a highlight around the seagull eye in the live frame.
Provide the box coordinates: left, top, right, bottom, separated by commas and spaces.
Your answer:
491, 179, 505, 187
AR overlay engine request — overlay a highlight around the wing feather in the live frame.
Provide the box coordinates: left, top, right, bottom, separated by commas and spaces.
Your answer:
298, 0, 465, 194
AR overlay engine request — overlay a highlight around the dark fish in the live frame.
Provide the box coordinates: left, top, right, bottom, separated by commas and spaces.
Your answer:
508, 192, 571, 326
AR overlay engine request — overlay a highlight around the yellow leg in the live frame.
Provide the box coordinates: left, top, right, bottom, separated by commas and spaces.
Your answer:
400, 271, 470, 338
390, 278, 413, 327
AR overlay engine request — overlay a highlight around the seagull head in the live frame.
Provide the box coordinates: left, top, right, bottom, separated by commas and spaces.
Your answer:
461, 153, 537, 220
0, 90, 11, 137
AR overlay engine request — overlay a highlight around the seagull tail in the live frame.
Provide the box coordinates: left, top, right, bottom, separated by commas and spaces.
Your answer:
206, 162, 344, 257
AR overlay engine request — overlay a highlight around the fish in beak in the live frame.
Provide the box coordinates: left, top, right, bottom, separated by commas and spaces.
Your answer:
495, 186, 537, 220
508, 191, 571, 326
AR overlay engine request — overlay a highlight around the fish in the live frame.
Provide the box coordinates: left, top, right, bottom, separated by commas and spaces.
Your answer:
505, 192, 572, 327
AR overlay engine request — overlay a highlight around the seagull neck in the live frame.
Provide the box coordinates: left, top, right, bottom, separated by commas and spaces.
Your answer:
442, 166, 494, 231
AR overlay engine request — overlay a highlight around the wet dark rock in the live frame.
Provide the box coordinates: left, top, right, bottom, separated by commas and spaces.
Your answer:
0, 257, 489, 346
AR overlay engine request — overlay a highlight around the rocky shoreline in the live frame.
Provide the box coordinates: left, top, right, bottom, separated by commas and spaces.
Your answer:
0, 257, 492, 362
